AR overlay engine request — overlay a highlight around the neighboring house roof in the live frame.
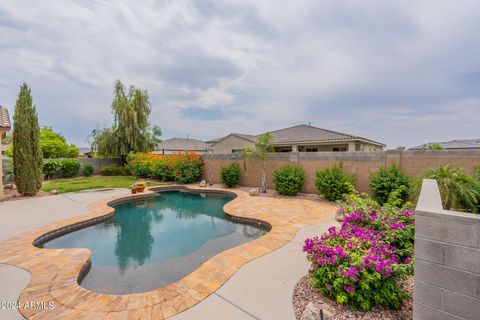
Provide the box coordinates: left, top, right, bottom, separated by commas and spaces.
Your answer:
212, 125, 385, 147
268, 125, 385, 146
156, 138, 209, 151
0, 106, 11, 131
410, 139, 480, 150
78, 147, 92, 155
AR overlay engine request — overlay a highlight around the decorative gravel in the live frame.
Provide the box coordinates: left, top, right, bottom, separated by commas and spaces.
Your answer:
239, 186, 326, 201
293, 275, 413, 320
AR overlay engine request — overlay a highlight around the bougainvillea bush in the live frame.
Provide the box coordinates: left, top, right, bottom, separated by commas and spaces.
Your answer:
126, 152, 203, 184
304, 205, 415, 311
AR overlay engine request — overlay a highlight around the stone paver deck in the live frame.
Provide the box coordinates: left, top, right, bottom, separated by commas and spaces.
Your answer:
0, 186, 335, 319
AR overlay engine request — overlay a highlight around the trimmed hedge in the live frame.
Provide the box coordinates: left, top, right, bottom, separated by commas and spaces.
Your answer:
83, 164, 94, 176
61, 159, 81, 178
273, 165, 305, 196
220, 163, 241, 187
315, 163, 355, 201
100, 164, 127, 176
42, 159, 80, 179
369, 164, 411, 205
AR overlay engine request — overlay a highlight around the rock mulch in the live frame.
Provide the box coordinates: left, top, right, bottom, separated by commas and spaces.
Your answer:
239, 186, 326, 201
293, 275, 413, 320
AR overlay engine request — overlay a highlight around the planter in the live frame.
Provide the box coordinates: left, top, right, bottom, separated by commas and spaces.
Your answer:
131, 186, 138, 194
136, 182, 145, 193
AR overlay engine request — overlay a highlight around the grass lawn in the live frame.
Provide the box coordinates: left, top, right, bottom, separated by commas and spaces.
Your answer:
41, 176, 164, 194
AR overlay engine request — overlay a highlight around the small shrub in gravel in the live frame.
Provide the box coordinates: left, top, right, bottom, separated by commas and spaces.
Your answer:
369, 165, 411, 205
83, 164, 94, 176
100, 164, 127, 176
273, 165, 305, 196
220, 163, 241, 187
315, 163, 355, 201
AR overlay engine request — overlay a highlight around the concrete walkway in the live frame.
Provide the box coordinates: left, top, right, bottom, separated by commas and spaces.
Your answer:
170, 221, 337, 320
0, 189, 336, 320
0, 189, 130, 320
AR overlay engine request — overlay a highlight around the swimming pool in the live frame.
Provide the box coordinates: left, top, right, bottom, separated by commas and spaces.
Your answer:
41, 190, 268, 294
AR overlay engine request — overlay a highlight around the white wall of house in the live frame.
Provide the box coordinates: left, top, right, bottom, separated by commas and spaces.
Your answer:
211, 135, 255, 154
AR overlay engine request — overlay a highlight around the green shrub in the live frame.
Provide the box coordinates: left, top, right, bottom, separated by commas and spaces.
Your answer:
60, 159, 81, 178
315, 163, 355, 201
127, 152, 203, 183
369, 165, 411, 205
174, 162, 201, 184
422, 165, 480, 213
100, 164, 127, 176
220, 163, 241, 188
83, 164, 94, 176
305, 195, 415, 311
43, 159, 63, 179
272, 165, 305, 195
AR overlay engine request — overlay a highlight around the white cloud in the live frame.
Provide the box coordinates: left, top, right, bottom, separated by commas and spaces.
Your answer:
0, 0, 479, 147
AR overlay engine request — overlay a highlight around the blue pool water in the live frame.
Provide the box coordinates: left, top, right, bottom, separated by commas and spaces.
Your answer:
42, 190, 267, 294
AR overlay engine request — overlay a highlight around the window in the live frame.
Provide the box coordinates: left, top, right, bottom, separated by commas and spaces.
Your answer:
305, 148, 318, 152
332, 147, 347, 152
355, 143, 362, 151
231, 149, 244, 154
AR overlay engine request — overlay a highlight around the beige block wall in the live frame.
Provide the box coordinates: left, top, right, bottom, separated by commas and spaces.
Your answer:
202, 150, 480, 194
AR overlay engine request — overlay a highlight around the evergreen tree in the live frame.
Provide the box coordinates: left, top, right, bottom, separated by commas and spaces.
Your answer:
13, 83, 43, 196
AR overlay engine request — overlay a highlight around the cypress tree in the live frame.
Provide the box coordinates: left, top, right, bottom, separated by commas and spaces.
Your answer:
13, 83, 43, 196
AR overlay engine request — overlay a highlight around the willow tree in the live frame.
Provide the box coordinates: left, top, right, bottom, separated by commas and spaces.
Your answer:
243, 132, 274, 193
91, 81, 161, 162
13, 83, 43, 196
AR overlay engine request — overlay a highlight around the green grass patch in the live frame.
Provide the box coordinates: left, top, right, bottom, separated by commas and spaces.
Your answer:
41, 176, 164, 194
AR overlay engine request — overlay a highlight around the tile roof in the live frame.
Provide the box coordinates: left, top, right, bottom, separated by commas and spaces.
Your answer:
0, 106, 11, 130
269, 125, 385, 146
211, 124, 385, 147
156, 138, 209, 151
410, 139, 480, 150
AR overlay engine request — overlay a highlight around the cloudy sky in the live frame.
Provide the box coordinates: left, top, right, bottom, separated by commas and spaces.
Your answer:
1, 0, 479, 148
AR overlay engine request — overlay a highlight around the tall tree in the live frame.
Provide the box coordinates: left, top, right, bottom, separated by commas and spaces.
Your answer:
243, 132, 274, 193
90, 80, 161, 162
13, 83, 43, 196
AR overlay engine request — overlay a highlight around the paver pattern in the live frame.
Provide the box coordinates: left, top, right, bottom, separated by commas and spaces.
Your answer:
0, 185, 335, 319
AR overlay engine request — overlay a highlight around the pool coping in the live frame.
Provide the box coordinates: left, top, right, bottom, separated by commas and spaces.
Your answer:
0, 185, 335, 319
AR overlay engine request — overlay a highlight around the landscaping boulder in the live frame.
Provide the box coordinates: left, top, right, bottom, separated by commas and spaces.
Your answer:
301, 302, 332, 320
49, 190, 58, 195
249, 188, 259, 196
199, 180, 207, 187
4, 183, 16, 190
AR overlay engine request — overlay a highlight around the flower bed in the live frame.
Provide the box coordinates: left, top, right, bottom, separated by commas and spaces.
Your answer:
126, 152, 203, 184
304, 200, 414, 311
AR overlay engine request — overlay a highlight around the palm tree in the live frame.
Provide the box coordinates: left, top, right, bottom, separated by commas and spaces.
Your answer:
243, 133, 274, 193
422, 165, 480, 212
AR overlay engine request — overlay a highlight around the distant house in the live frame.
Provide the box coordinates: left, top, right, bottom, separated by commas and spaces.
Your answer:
210, 124, 385, 154
78, 147, 93, 158
410, 139, 480, 150
153, 138, 209, 155
0, 106, 12, 200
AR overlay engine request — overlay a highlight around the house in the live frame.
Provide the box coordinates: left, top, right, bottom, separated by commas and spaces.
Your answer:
0, 106, 11, 200
410, 139, 480, 150
210, 124, 385, 154
153, 138, 209, 155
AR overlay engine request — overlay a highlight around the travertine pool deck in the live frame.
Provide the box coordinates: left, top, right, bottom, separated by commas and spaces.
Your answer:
0, 186, 335, 319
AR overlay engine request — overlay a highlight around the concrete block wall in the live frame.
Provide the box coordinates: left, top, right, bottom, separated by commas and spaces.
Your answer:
202, 150, 480, 193
414, 179, 480, 320
77, 158, 122, 175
